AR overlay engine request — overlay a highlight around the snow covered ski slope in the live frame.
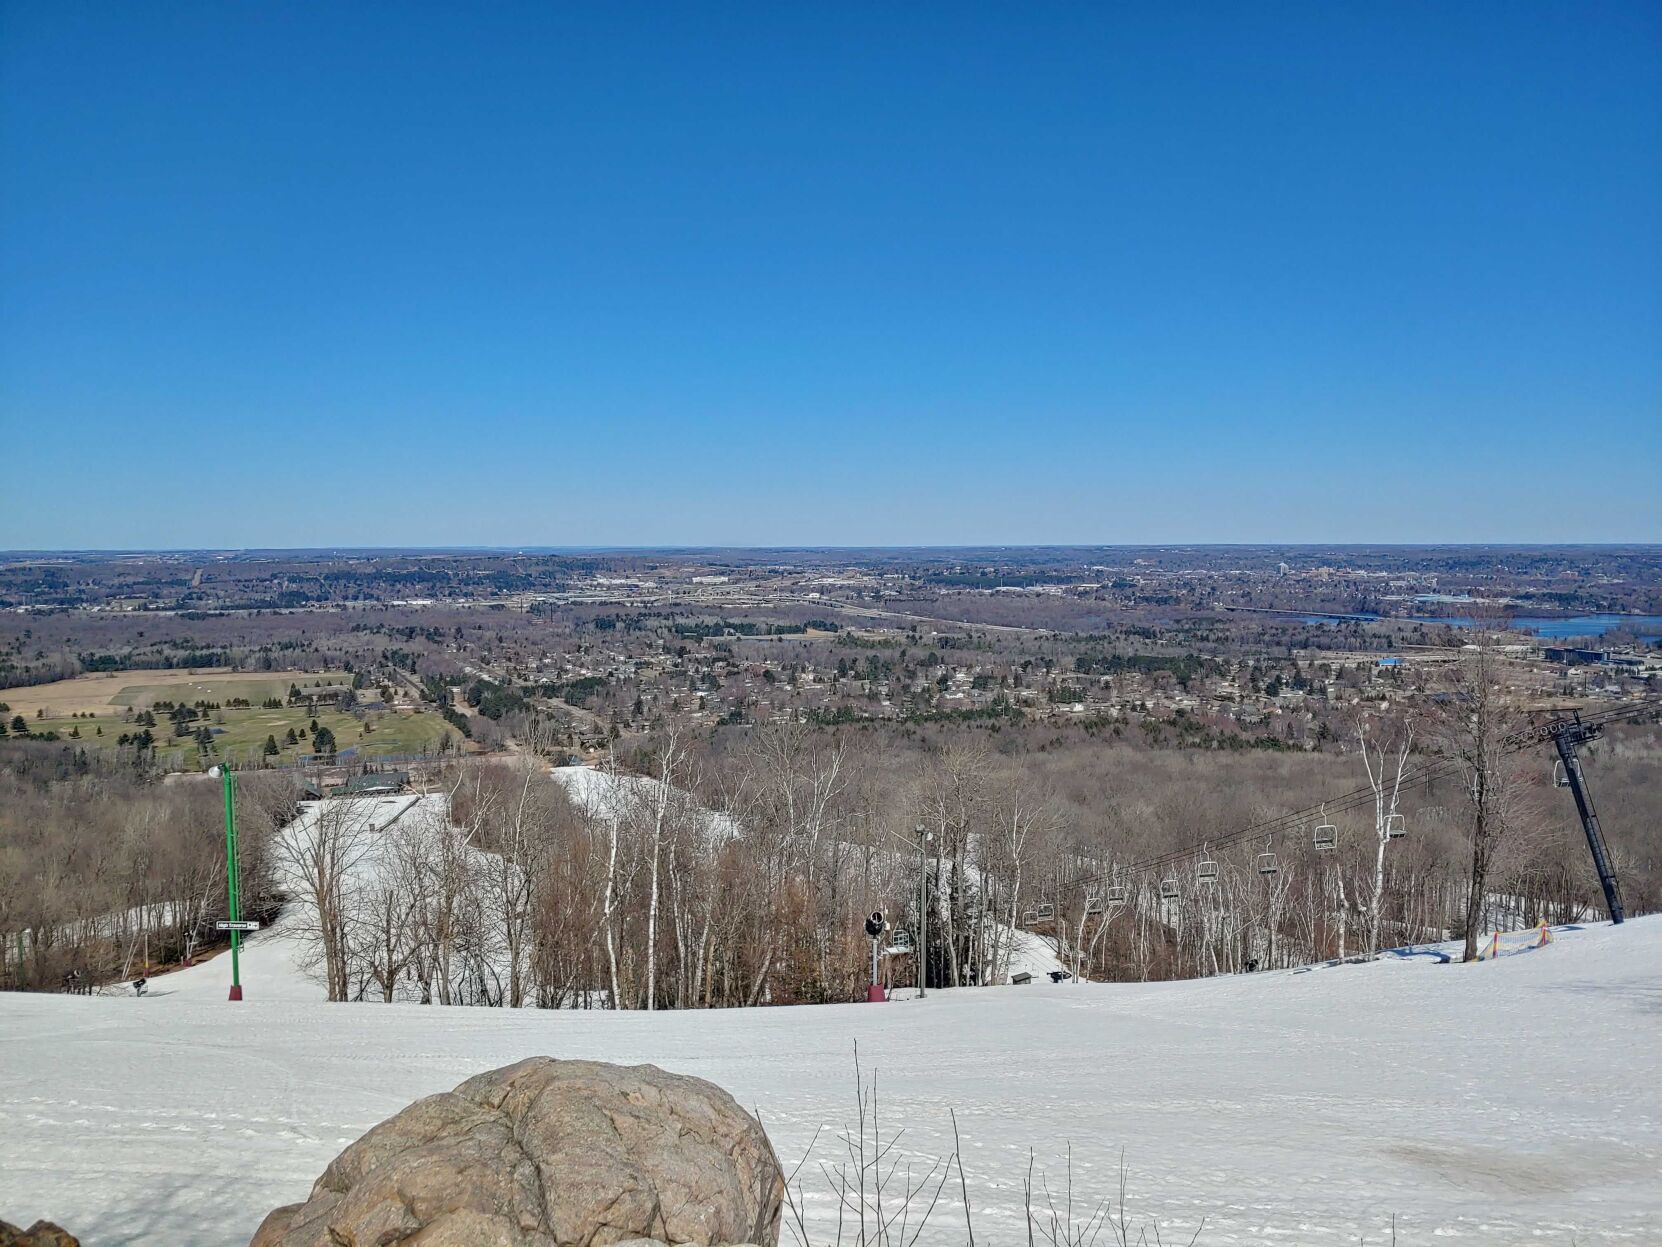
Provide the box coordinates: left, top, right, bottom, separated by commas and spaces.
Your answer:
2, 918, 1659, 1246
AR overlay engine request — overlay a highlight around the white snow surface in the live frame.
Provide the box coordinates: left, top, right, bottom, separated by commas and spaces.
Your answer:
550, 763, 739, 839
3, 919, 1660, 1244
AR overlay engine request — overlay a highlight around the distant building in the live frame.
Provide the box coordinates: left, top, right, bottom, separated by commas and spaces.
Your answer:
330, 770, 410, 796
1544, 646, 1608, 666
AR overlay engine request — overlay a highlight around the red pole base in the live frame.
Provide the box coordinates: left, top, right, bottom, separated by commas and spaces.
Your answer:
866, 984, 886, 1002
228, 985, 244, 1001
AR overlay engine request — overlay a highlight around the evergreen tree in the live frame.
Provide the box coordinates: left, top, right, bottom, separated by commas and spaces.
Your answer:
263, 734, 280, 757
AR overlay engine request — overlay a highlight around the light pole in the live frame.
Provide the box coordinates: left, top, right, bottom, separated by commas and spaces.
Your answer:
209, 765, 244, 1001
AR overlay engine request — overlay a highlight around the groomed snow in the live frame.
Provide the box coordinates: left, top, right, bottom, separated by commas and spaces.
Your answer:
551, 763, 740, 840
2, 919, 1659, 1245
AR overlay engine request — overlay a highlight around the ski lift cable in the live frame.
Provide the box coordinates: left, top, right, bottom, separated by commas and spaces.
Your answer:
1089, 698, 1660, 886
1052, 698, 1650, 904
1062, 768, 1430, 892
1131, 699, 1658, 876
1053, 697, 1661, 898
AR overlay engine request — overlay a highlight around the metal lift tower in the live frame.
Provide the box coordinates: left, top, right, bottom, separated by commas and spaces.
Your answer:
1548, 714, 1625, 925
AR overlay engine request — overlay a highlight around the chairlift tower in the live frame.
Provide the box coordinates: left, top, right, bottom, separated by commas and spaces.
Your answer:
1549, 715, 1624, 924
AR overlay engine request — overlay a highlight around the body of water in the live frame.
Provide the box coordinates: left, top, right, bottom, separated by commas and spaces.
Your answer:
1506, 615, 1662, 642
1299, 613, 1662, 643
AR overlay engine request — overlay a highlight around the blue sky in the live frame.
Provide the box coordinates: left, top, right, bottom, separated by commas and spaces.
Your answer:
2, 2, 1658, 549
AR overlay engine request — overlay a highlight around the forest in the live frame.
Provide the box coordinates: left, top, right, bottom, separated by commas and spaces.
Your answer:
4, 647, 1657, 1007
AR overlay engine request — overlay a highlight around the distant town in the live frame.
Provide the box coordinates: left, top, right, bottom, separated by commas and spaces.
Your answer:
1, 546, 1657, 770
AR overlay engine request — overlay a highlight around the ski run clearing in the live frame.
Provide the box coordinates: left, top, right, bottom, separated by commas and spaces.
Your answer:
1, 797, 1658, 1245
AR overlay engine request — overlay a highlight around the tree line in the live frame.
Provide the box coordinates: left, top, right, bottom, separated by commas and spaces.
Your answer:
3, 650, 1656, 1003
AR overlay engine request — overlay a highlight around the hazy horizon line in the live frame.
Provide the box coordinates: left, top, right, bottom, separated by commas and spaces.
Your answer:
6, 541, 1662, 557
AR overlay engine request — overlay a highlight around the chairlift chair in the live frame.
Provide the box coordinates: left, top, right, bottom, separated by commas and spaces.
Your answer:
1256, 851, 1280, 876
1313, 823, 1337, 851
1553, 761, 1571, 789
1385, 813, 1406, 840
1021, 909, 1038, 926
1159, 877, 1180, 900
1036, 902, 1055, 922
1084, 895, 1104, 916
1105, 883, 1128, 905
1197, 860, 1219, 886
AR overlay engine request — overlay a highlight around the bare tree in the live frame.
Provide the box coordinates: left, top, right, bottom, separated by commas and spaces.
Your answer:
637, 720, 690, 1011
271, 796, 380, 1001
473, 760, 563, 1008
1357, 711, 1414, 959
1433, 642, 1530, 962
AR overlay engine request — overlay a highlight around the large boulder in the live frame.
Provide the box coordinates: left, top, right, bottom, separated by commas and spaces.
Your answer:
0, 1221, 79, 1247
250, 1058, 783, 1247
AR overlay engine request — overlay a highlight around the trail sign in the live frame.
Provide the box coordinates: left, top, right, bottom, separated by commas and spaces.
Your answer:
216, 920, 260, 932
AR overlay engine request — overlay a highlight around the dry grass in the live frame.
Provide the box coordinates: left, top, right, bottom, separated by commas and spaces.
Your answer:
0, 668, 330, 717
772, 1047, 1206, 1247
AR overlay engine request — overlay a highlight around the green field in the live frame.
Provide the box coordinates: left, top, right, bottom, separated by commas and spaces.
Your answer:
10, 705, 456, 771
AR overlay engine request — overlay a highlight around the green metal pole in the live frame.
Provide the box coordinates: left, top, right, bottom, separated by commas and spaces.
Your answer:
222, 767, 243, 1001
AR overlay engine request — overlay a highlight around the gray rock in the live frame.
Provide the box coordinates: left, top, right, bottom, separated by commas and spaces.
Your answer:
0, 1221, 80, 1247
249, 1058, 783, 1247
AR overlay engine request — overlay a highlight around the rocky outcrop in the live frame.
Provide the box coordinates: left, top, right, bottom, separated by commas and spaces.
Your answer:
250, 1057, 783, 1247
0, 1221, 79, 1247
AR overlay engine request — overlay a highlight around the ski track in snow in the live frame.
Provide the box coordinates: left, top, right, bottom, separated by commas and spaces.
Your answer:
3, 916, 1660, 1245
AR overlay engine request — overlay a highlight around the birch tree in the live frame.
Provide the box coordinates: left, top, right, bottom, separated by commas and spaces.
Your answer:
1357, 712, 1414, 959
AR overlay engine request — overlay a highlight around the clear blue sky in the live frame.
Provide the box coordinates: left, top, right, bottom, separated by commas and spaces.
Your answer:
2, 2, 1658, 549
